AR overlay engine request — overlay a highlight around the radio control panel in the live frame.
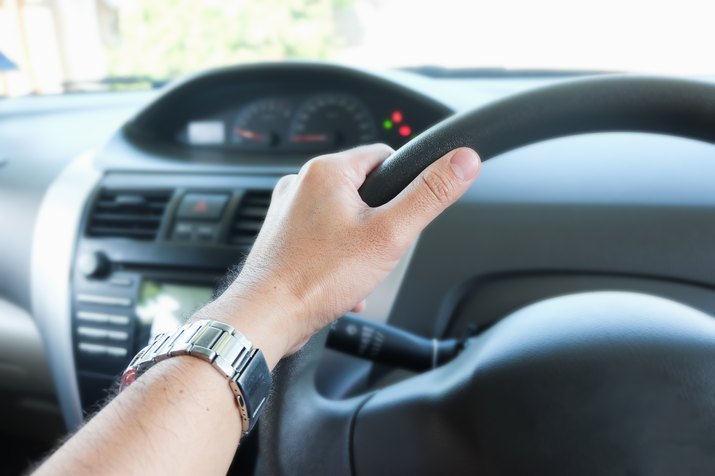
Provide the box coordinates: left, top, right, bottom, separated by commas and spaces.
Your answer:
71, 174, 278, 413
72, 271, 140, 410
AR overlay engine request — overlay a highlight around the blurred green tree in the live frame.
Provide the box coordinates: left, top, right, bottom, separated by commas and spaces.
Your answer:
106, 0, 351, 80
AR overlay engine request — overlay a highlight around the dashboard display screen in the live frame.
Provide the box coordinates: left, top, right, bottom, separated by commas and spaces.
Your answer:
187, 120, 225, 145
135, 280, 215, 340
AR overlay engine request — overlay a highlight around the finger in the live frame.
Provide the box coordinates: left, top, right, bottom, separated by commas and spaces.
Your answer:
336, 143, 394, 187
380, 147, 480, 235
351, 299, 367, 313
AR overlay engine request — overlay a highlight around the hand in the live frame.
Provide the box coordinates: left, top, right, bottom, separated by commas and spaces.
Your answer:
194, 144, 481, 368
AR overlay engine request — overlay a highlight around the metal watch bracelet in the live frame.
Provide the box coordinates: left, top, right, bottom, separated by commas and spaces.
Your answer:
120, 319, 272, 437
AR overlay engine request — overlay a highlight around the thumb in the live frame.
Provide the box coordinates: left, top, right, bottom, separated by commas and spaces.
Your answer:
380, 147, 481, 235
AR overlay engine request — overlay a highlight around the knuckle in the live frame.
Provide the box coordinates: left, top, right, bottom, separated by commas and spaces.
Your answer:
274, 174, 296, 194
360, 142, 394, 156
301, 156, 334, 178
372, 143, 395, 155
420, 168, 456, 207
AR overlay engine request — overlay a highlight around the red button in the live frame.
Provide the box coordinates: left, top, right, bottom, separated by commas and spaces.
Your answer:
177, 193, 229, 220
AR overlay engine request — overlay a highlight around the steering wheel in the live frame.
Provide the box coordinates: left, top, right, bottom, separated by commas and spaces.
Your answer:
258, 76, 715, 475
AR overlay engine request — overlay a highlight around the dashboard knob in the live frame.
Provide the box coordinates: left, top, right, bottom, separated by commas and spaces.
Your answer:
78, 251, 110, 278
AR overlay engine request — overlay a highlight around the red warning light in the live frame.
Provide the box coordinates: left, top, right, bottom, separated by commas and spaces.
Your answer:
391, 110, 403, 123
192, 200, 208, 214
398, 125, 412, 137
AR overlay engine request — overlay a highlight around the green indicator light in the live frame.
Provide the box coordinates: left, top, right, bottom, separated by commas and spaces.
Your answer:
383, 120, 393, 130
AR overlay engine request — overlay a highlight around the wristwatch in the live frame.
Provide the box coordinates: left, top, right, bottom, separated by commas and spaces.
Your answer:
120, 319, 272, 437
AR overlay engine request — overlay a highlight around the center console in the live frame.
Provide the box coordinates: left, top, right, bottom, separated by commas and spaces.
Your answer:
71, 172, 277, 412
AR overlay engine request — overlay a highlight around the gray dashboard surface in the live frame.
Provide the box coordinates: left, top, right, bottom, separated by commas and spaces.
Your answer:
0, 91, 154, 309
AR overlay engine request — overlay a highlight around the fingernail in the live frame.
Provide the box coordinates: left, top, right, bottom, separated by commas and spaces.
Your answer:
449, 148, 481, 181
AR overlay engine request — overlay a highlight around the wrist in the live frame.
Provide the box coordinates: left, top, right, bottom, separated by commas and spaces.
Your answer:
191, 284, 304, 369
123, 319, 272, 438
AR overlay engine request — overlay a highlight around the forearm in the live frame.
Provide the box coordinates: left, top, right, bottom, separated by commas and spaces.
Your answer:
34, 357, 240, 475
34, 291, 288, 476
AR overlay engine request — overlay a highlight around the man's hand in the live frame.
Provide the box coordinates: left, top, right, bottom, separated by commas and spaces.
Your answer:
196, 144, 481, 368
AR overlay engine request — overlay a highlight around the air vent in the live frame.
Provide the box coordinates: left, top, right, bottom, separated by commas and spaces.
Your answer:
86, 189, 172, 240
229, 190, 272, 247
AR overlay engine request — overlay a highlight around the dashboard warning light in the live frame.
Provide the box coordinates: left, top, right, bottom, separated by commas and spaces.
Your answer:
391, 110, 403, 123
398, 125, 412, 137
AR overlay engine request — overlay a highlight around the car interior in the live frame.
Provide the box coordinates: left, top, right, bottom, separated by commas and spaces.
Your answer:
3, 0, 715, 474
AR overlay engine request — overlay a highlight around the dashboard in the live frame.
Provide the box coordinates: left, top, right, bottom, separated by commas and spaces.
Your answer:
115, 63, 451, 170
6, 62, 715, 466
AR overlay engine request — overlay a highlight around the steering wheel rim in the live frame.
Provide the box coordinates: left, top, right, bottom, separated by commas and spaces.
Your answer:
258, 76, 715, 475
359, 75, 715, 206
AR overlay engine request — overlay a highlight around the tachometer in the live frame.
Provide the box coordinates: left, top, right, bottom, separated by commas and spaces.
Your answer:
288, 93, 377, 150
230, 98, 292, 149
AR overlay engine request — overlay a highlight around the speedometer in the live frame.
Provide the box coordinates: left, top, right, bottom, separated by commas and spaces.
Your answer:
230, 98, 292, 149
288, 93, 377, 150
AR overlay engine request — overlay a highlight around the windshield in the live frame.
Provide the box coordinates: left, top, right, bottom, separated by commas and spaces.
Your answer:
1, 0, 712, 96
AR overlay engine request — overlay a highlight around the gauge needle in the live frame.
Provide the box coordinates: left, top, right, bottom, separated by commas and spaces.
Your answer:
290, 133, 328, 143
234, 128, 264, 141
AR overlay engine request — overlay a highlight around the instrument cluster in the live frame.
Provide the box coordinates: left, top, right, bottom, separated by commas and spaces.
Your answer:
178, 92, 420, 153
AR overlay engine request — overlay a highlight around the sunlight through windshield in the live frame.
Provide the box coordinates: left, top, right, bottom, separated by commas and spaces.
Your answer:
1, 0, 713, 96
